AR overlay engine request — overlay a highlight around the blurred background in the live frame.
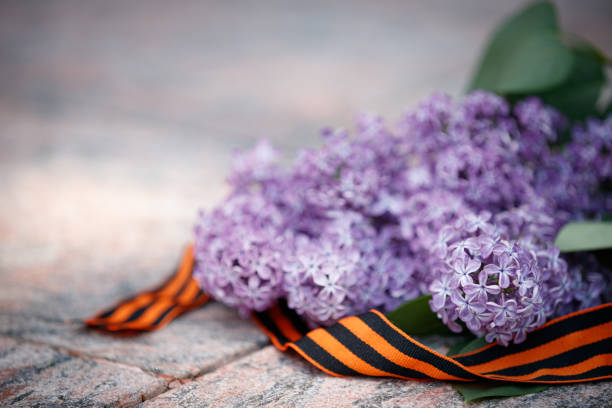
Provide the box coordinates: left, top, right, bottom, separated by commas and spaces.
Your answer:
0, 1, 611, 316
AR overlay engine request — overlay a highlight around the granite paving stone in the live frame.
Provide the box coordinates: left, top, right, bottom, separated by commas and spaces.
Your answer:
141, 346, 465, 408
0, 107, 233, 321
0, 303, 268, 380
142, 345, 612, 408
0, 335, 167, 407
0, 112, 270, 380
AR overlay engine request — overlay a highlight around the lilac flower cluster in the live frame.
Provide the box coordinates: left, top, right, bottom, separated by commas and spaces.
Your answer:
430, 211, 558, 345
193, 192, 290, 316
534, 113, 612, 217
193, 91, 611, 344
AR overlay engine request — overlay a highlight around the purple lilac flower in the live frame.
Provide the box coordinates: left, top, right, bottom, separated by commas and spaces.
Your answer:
553, 253, 611, 317
513, 97, 567, 161
282, 211, 402, 326
193, 91, 611, 336
227, 139, 281, 190
464, 270, 501, 302
494, 204, 609, 319
428, 213, 548, 346
429, 207, 610, 345
532, 114, 612, 218
193, 193, 290, 316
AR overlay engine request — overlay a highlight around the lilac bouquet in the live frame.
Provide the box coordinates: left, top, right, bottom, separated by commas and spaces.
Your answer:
193, 91, 611, 346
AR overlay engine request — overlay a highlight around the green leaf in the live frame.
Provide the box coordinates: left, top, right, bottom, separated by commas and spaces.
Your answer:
468, 1, 573, 94
554, 221, 612, 252
448, 337, 549, 401
453, 382, 549, 402
493, 32, 574, 94
449, 336, 489, 356
446, 337, 477, 357
541, 80, 604, 120
604, 100, 612, 118
385, 295, 452, 335
538, 46, 606, 120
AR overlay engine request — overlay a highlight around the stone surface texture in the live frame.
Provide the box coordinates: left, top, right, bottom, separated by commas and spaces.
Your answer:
1, 0, 611, 406
0, 335, 167, 407
142, 346, 612, 408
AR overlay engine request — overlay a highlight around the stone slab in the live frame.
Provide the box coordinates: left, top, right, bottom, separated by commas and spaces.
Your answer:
0, 335, 167, 407
0, 108, 231, 321
141, 345, 465, 408
142, 344, 612, 408
0, 303, 268, 380
0, 118, 270, 381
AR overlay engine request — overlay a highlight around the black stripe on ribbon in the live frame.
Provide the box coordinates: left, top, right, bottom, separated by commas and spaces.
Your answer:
327, 322, 430, 379
455, 305, 611, 367
124, 298, 158, 323
487, 338, 612, 377
151, 304, 179, 327
294, 335, 361, 376
360, 312, 477, 380
526, 366, 612, 382
253, 309, 290, 347
279, 300, 311, 337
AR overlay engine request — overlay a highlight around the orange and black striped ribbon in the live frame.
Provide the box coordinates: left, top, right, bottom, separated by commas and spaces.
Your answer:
86, 245, 612, 384
85, 244, 210, 332
252, 301, 612, 384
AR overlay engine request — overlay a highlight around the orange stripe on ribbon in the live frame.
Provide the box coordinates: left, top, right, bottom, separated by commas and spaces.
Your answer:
340, 316, 465, 381
469, 321, 612, 374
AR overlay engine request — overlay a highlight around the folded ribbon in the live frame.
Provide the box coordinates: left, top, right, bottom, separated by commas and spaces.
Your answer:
85, 245, 612, 384
85, 244, 209, 331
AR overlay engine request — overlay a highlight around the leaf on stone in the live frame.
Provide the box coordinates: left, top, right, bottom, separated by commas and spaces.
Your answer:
385, 295, 452, 335
447, 336, 488, 356
453, 382, 550, 402
554, 221, 612, 252
448, 337, 549, 402
446, 337, 476, 357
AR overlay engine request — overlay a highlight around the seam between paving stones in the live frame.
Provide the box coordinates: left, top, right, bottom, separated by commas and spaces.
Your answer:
1, 333, 175, 407
140, 345, 283, 407
0, 318, 271, 406
0, 322, 269, 379
0, 333, 173, 407
0, 311, 67, 324
0, 333, 168, 379
137, 344, 273, 406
